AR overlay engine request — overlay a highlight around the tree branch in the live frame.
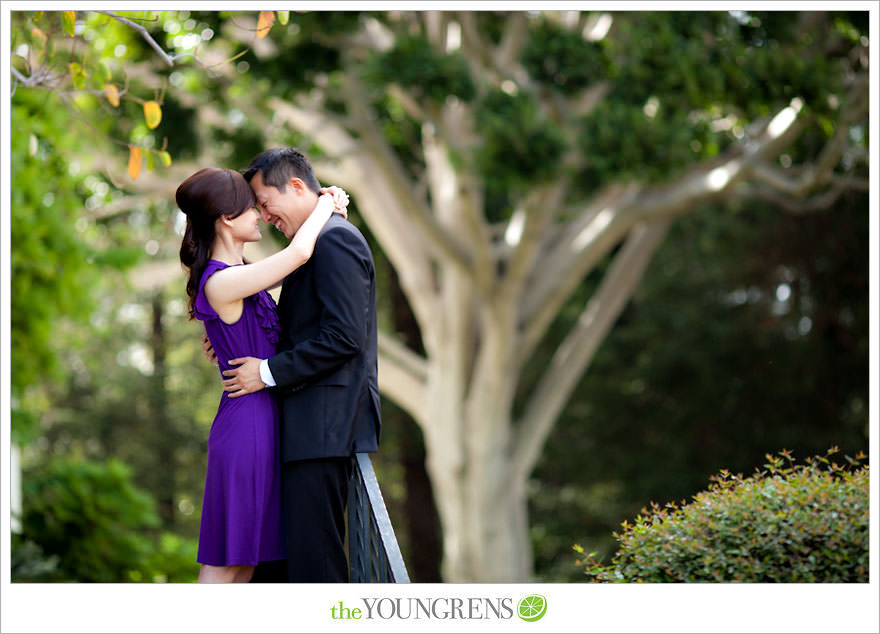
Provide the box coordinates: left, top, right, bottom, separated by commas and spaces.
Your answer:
518, 182, 640, 363
496, 178, 568, 308
378, 332, 429, 426
741, 175, 868, 214
497, 12, 530, 70
92, 194, 165, 220
97, 11, 175, 67
340, 69, 474, 275
456, 11, 535, 93
511, 220, 670, 484
747, 75, 868, 199
518, 95, 819, 362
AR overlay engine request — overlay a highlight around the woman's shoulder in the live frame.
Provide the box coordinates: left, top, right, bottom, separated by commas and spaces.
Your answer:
194, 260, 232, 321
200, 258, 229, 279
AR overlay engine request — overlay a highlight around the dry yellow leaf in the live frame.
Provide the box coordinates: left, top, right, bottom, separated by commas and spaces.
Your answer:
144, 100, 162, 129
256, 11, 274, 39
105, 84, 120, 107
128, 146, 142, 181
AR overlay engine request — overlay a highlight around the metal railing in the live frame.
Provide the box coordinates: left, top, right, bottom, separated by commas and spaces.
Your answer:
348, 453, 410, 583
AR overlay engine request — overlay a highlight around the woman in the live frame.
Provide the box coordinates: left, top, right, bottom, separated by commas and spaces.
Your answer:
176, 167, 348, 583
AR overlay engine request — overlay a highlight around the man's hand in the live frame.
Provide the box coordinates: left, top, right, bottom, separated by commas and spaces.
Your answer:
222, 356, 265, 398
202, 333, 218, 367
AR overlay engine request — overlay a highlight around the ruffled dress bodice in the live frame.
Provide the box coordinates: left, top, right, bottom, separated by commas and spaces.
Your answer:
195, 259, 280, 375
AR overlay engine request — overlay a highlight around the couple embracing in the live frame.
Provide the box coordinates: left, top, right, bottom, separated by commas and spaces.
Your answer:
176, 148, 381, 583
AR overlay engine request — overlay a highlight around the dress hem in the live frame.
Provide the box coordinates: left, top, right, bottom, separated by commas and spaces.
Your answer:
197, 555, 287, 567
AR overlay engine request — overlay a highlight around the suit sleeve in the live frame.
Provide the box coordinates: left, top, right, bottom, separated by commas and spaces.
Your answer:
267, 226, 372, 391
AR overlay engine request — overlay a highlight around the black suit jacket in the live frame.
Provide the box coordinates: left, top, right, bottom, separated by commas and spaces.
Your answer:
268, 214, 381, 462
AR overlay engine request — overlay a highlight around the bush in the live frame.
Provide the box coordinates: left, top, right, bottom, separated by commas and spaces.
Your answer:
145, 533, 200, 583
14, 456, 198, 582
10, 533, 63, 582
578, 449, 869, 582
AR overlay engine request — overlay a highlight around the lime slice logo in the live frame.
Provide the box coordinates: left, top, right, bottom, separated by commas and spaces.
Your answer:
517, 594, 547, 622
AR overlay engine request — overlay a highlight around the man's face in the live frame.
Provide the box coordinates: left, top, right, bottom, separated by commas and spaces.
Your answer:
249, 171, 314, 239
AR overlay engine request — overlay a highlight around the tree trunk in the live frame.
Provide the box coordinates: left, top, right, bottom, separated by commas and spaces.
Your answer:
389, 268, 443, 582
150, 292, 175, 526
423, 387, 532, 582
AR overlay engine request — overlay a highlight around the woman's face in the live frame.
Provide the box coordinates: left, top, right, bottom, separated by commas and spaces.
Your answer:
226, 206, 262, 243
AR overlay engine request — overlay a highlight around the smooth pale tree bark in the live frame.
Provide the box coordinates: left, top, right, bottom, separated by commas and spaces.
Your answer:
90, 11, 866, 581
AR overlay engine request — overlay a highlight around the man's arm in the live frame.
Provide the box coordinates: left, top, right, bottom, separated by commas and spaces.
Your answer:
223, 225, 372, 397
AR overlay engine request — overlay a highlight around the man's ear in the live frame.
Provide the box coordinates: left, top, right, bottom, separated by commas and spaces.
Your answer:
288, 177, 306, 194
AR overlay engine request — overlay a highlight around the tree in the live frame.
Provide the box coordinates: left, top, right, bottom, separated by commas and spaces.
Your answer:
229, 11, 867, 581
10, 9, 869, 582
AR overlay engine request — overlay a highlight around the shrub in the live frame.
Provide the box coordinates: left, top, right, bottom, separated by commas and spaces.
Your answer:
10, 533, 63, 582
578, 449, 869, 582
14, 456, 185, 582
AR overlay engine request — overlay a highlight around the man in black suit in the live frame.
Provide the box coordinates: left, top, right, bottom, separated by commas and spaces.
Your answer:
222, 147, 381, 582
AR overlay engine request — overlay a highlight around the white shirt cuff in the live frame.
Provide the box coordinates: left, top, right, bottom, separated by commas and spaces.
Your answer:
259, 359, 277, 387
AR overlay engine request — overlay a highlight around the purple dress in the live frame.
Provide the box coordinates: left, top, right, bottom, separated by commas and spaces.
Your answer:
194, 260, 286, 566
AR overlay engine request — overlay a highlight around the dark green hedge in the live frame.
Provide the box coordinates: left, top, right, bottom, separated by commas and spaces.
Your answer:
13, 457, 198, 582
578, 449, 868, 582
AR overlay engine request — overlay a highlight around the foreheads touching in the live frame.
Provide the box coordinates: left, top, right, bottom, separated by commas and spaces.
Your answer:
242, 147, 321, 195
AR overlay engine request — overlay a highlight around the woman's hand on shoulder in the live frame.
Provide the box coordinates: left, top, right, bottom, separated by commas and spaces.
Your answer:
320, 186, 349, 219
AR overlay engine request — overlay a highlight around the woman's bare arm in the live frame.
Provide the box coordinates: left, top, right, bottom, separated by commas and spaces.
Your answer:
205, 188, 347, 308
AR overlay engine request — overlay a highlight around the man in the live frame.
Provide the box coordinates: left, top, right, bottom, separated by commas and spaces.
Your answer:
222, 147, 381, 582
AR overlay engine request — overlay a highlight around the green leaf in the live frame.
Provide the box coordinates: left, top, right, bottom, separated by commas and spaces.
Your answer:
87, 69, 106, 91
62, 11, 76, 37
69, 62, 87, 90
277, 10, 289, 25
98, 61, 112, 83
159, 151, 172, 167
146, 150, 155, 172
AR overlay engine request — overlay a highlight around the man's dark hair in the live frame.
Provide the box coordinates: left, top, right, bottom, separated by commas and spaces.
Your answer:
243, 147, 321, 194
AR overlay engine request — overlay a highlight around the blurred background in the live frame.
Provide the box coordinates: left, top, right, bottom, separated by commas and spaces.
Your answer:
7, 9, 869, 583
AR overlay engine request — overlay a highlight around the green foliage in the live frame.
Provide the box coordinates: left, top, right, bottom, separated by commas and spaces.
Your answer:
578, 449, 868, 582
578, 97, 722, 186
606, 12, 733, 108
475, 89, 567, 217
142, 533, 201, 583
10, 91, 139, 443
521, 20, 605, 94
42, 289, 218, 537
17, 457, 162, 582
241, 15, 352, 95
11, 534, 63, 582
364, 34, 476, 104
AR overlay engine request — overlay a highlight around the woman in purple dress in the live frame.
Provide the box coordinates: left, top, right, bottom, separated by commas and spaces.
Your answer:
176, 167, 348, 583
